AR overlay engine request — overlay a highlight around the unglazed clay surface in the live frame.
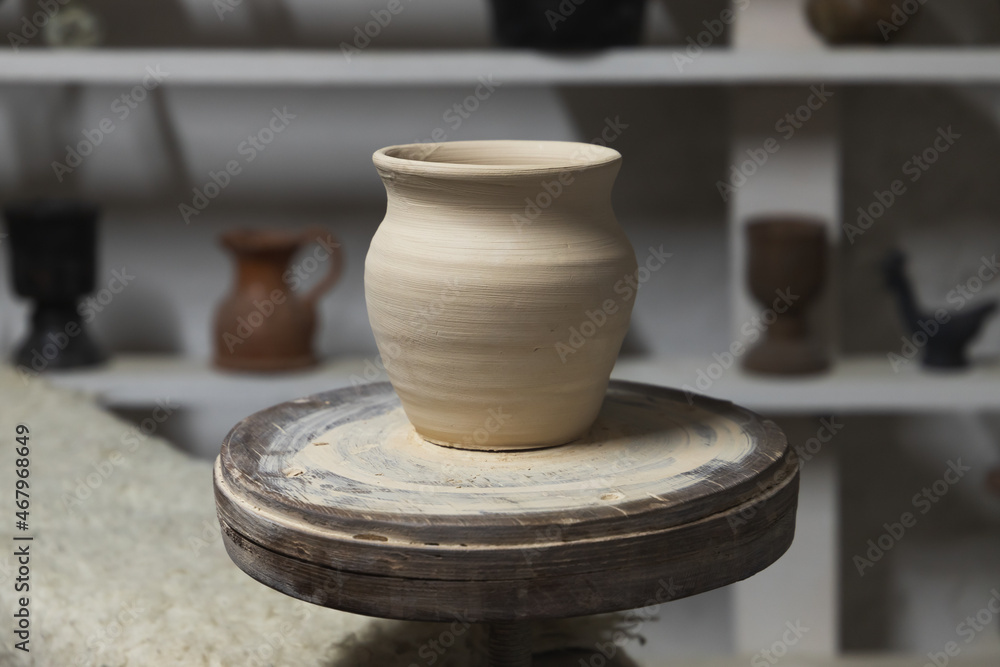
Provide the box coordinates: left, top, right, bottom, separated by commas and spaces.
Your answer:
366, 140, 638, 450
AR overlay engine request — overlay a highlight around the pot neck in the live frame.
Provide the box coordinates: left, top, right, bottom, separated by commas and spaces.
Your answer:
379, 161, 620, 221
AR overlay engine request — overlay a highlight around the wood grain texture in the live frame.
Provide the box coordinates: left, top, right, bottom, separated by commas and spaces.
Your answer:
215, 381, 798, 621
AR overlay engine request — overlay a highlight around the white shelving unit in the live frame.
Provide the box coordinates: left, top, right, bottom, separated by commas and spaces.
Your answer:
1, 48, 999, 86
38, 353, 1000, 414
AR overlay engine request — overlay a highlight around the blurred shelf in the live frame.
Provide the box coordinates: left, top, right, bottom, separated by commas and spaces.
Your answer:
665, 657, 998, 667
654, 657, 999, 667
30, 353, 1000, 414
613, 355, 1000, 415
2, 48, 1000, 86
39, 354, 374, 409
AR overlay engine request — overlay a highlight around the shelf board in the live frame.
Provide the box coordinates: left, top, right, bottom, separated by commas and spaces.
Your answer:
27, 353, 1000, 414
613, 355, 1000, 415
37, 355, 374, 409
2, 48, 1000, 86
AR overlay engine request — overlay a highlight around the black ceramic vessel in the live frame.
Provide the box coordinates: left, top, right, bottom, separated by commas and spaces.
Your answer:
490, 0, 646, 49
5, 199, 106, 371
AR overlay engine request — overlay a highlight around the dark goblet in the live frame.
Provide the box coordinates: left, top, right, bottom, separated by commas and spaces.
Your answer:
5, 199, 106, 371
743, 217, 830, 375
806, 0, 909, 44
489, 0, 647, 49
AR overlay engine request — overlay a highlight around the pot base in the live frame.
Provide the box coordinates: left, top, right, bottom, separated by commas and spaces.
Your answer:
418, 431, 581, 453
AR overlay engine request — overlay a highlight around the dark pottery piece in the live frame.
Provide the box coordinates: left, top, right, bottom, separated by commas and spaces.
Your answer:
43, 1, 105, 47
743, 217, 830, 375
986, 467, 1000, 498
883, 249, 997, 369
489, 0, 647, 49
213, 228, 342, 373
806, 0, 914, 44
4, 199, 106, 371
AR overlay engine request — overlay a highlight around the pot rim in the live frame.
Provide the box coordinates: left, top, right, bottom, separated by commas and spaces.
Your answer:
373, 140, 621, 178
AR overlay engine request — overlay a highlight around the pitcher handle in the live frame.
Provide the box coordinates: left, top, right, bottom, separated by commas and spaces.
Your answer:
299, 227, 343, 307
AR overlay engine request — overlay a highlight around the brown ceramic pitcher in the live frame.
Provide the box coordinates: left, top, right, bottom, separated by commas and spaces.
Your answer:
214, 228, 342, 372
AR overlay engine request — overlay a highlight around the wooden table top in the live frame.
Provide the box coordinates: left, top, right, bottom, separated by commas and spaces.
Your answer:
215, 381, 798, 622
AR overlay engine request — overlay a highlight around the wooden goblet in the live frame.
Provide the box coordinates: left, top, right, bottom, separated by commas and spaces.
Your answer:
743, 217, 830, 376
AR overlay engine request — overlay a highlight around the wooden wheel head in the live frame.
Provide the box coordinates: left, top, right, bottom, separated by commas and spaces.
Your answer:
215, 381, 798, 622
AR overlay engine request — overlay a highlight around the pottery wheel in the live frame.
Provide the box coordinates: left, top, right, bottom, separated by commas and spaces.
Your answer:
214, 381, 798, 661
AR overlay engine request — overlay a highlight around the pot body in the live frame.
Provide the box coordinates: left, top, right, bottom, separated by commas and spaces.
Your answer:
366, 141, 638, 450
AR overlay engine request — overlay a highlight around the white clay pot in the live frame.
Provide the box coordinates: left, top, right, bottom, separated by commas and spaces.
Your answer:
366, 140, 638, 450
